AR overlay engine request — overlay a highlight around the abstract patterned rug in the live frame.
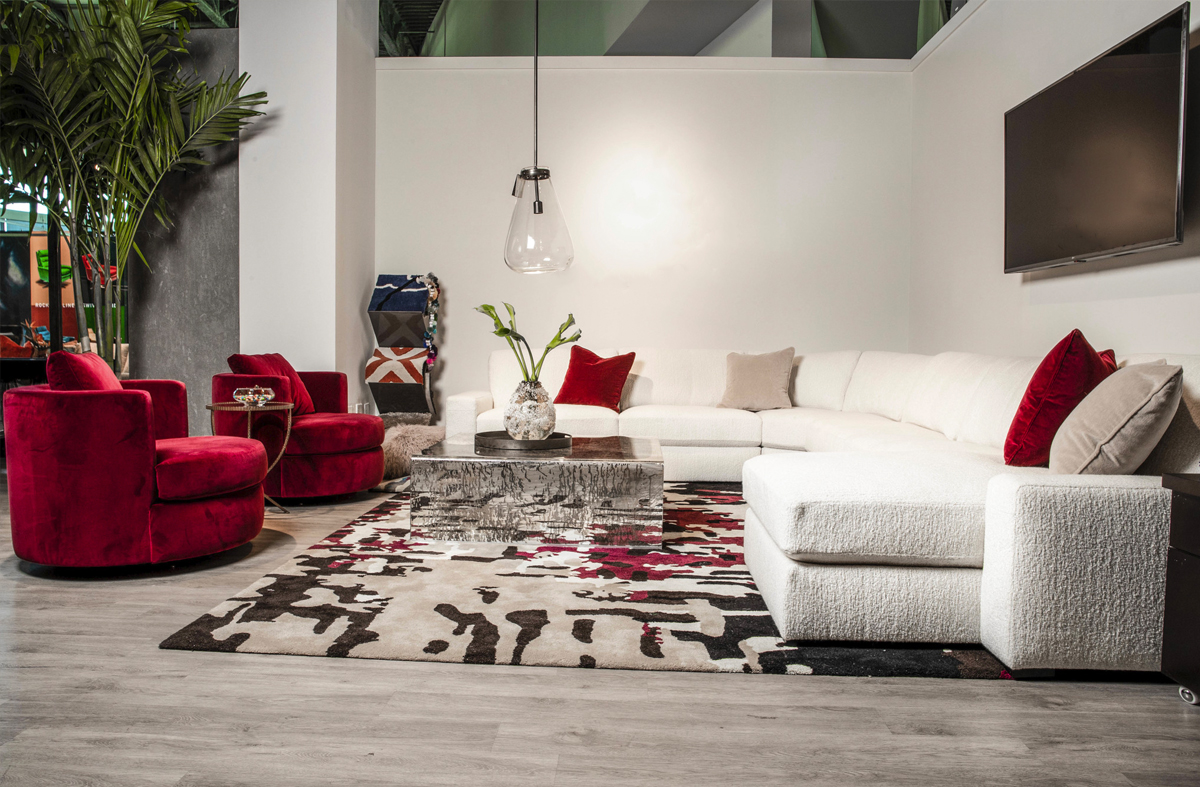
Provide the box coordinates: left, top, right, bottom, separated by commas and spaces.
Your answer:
162, 484, 1009, 679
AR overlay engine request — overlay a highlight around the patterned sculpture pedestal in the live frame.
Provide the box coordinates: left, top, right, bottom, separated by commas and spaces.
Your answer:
410, 436, 664, 546
367, 273, 439, 417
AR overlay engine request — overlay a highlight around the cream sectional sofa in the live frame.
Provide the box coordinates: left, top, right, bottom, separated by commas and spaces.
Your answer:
447, 348, 1200, 672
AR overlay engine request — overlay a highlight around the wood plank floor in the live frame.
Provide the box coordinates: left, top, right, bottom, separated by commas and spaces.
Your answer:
1, 478, 1198, 786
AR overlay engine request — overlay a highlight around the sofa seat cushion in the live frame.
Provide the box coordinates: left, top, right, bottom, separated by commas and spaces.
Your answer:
477, 404, 619, 437
155, 436, 268, 501
285, 413, 385, 455
619, 405, 761, 447
743, 451, 1046, 567
759, 408, 999, 457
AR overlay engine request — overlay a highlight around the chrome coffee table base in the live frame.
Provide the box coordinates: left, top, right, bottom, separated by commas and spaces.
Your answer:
410, 436, 664, 546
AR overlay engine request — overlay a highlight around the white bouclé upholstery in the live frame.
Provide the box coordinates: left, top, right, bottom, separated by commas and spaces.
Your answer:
744, 509, 982, 643
901, 352, 1005, 438
802, 411, 983, 454
487, 348, 620, 409
791, 351, 861, 410
1122, 353, 1200, 474
981, 474, 1171, 671
661, 445, 761, 483
619, 348, 733, 408
743, 451, 1045, 567
477, 403, 619, 437
841, 351, 931, 421
619, 405, 761, 447
445, 390, 492, 441
956, 357, 1039, 448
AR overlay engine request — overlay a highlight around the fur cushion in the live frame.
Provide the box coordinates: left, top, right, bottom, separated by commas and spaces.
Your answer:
382, 424, 445, 478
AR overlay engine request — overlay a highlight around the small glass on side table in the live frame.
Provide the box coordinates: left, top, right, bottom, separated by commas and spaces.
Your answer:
206, 401, 295, 513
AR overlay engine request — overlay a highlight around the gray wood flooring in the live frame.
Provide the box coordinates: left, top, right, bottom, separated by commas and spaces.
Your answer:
1, 478, 1198, 786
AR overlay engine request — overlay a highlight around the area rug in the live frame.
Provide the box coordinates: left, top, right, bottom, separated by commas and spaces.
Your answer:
162, 483, 1009, 679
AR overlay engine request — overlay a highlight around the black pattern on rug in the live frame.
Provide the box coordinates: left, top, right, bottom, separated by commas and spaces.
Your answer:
162, 483, 1010, 678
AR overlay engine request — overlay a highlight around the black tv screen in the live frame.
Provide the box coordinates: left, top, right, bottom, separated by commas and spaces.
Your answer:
1005, 5, 1189, 273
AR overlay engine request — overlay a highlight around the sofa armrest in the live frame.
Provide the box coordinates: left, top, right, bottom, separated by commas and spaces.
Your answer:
297, 371, 347, 413
122, 379, 188, 439
211, 373, 291, 437
981, 473, 1171, 672
446, 390, 492, 440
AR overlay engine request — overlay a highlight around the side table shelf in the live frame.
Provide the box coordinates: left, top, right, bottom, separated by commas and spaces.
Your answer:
1162, 473, 1200, 706
206, 401, 295, 514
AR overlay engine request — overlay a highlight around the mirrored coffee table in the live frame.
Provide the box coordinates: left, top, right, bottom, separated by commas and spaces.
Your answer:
409, 436, 664, 546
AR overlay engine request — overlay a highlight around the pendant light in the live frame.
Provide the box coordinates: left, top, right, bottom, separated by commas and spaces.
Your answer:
504, 0, 573, 274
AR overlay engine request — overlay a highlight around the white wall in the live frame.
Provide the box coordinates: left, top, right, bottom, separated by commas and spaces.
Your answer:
377, 60, 913, 412
335, 0, 378, 409
240, 0, 377, 407
240, 0, 339, 371
911, 0, 1200, 358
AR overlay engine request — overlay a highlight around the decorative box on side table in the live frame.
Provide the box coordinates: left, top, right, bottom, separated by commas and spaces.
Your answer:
1162, 473, 1200, 705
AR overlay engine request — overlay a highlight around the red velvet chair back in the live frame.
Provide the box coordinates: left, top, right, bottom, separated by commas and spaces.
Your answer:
4, 385, 157, 565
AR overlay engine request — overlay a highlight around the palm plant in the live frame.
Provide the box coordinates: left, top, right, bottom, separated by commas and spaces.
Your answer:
0, 0, 266, 370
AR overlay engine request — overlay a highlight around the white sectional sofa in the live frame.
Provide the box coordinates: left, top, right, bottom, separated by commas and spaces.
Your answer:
447, 348, 1200, 672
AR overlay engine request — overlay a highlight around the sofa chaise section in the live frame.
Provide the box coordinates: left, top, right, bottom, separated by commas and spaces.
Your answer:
745, 351, 1200, 672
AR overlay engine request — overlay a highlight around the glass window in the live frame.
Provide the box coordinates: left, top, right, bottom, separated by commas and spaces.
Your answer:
378, 0, 966, 59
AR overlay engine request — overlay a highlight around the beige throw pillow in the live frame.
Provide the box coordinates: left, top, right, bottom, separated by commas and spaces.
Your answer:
1049, 361, 1183, 475
719, 348, 795, 412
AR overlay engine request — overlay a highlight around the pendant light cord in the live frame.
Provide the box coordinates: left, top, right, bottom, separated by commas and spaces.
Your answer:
533, 0, 541, 212
534, 0, 539, 168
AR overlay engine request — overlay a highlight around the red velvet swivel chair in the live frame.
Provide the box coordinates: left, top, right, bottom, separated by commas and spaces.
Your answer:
212, 353, 384, 499
4, 352, 268, 568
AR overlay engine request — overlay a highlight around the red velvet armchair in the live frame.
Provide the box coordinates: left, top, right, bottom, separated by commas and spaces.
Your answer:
212, 367, 384, 499
5, 375, 268, 568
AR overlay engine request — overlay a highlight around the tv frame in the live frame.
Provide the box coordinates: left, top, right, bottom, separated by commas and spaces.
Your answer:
1003, 3, 1190, 274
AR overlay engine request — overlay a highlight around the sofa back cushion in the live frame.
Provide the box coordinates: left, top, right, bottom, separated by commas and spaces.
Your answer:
488, 348, 578, 406
842, 352, 930, 421
901, 353, 997, 438
617, 349, 733, 408
1121, 353, 1200, 475
899, 352, 1038, 445
791, 351, 861, 410
955, 356, 1040, 448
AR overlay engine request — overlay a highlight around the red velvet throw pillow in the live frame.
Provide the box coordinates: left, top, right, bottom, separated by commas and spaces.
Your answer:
46, 351, 122, 391
227, 352, 316, 415
554, 346, 636, 412
1004, 330, 1117, 466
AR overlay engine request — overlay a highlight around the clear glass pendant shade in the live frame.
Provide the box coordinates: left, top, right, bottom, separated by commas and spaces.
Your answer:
504, 167, 574, 274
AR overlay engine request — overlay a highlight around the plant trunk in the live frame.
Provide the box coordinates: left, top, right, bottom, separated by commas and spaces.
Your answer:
93, 241, 110, 368
67, 220, 90, 353
111, 275, 121, 375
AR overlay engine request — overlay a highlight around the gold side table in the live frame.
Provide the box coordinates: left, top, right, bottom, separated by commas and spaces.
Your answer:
206, 401, 295, 513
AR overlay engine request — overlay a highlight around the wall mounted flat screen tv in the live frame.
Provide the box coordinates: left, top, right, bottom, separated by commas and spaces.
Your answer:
1005, 5, 1189, 273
